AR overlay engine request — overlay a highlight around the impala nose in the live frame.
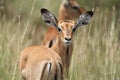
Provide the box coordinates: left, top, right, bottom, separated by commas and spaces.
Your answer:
65, 37, 71, 41
64, 37, 72, 45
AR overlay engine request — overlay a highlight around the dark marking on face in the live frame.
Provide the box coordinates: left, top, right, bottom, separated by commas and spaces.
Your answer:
72, 27, 76, 32
58, 28, 62, 32
72, 5, 79, 10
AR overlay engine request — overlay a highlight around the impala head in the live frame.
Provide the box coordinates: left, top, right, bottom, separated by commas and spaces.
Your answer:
41, 8, 93, 45
62, 0, 86, 19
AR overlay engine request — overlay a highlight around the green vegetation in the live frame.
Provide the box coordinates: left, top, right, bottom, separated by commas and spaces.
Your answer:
0, 0, 120, 80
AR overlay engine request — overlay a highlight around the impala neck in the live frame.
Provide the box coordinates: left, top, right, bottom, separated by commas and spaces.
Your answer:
51, 33, 73, 69
51, 36, 68, 56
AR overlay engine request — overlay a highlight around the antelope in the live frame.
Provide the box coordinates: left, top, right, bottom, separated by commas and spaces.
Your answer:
18, 9, 66, 80
59, 0, 86, 20
19, 46, 63, 80
42, 0, 86, 47
41, 8, 93, 78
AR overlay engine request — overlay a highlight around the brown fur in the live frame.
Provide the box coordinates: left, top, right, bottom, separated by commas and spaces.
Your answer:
19, 46, 63, 80
42, 27, 59, 47
59, 0, 86, 20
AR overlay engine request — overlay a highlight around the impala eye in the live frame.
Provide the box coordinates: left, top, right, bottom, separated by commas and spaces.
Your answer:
58, 28, 62, 32
72, 6, 79, 10
72, 28, 76, 32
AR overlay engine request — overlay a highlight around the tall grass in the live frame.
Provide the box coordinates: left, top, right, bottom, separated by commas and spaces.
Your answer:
70, 7, 120, 80
0, 0, 120, 80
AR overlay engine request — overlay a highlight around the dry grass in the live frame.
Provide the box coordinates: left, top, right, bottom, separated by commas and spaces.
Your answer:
0, 0, 120, 80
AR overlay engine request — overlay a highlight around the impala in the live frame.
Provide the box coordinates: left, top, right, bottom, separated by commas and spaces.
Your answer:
19, 46, 63, 80
42, 0, 86, 47
59, 0, 86, 20
41, 8, 93, 78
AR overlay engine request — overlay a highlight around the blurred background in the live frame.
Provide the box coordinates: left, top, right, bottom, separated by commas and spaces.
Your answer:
0, 0, 120, 80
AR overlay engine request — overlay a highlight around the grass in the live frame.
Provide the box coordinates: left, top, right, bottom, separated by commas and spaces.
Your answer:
0, 0, 120, 80
70, 8, 120, 80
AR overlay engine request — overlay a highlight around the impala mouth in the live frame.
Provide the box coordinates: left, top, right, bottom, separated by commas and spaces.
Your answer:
64, 40, 72, 45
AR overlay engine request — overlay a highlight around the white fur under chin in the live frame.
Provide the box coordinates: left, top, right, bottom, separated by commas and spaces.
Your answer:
63, 40, 72, 46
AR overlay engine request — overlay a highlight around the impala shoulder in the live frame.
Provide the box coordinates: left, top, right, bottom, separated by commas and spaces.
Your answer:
49, 48, 62, 61
20, 46, 42, 58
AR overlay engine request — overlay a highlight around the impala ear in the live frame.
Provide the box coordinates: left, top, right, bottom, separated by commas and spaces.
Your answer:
40, 8, 58, 28
73, 11, 94, 31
